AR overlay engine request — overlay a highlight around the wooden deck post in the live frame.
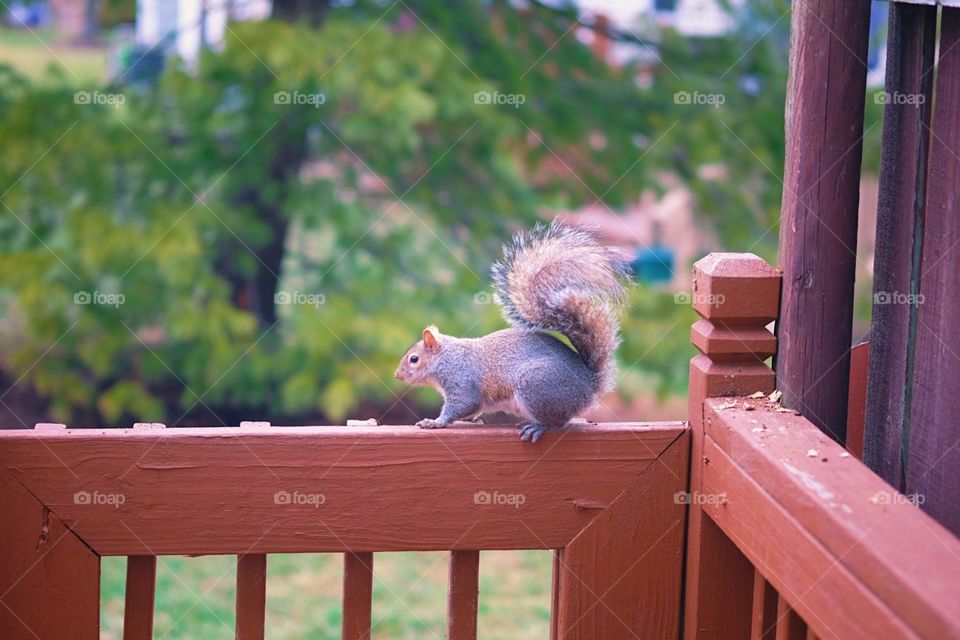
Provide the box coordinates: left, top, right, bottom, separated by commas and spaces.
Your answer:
685, 253, 780, 640
775, 0, 872, 444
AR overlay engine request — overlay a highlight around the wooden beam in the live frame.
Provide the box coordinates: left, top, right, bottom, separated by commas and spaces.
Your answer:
447, 550, 479, 640
123, 556, 157, 640
865, 0, 937, 492
703, 399, 960, 638
0, 474, 100, 639
685, 253, 780, 640
557, 434, 688, 639
906, 6, 960, 538
776, 0, 873, 443
236, 554, 267, 640
342, 552, 373, 640
0, 422, 684, 555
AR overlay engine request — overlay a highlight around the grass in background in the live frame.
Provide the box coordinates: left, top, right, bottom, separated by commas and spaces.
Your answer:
101, 550, 552, 639
0, 27, 106, 82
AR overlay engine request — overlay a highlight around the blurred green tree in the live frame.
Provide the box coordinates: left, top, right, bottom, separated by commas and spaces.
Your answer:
0, 0, 859, 423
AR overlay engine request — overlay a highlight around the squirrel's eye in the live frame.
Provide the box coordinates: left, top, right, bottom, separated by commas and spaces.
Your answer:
409, 355, 419, 364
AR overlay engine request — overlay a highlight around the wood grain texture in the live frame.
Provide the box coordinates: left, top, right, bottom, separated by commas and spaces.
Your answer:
751, 569, 778, 640
864, 0, 937, 493
906, 7, 960, 537
704, 399, 960, 638
685, 253, 779, 640
0, 423, 683, 555
447, 550, 479, 640
236, 554, 267, 640
774, 595, 807, 640
0, 474, 100, 640
342, 552, 372, 640
123, 555, 156, 640
776, 0, 872, 443
557, 432, 688, 640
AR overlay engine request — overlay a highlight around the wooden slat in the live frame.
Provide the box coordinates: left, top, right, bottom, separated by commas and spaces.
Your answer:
123, 555, 156, 640
0, 473, 100, 639
774, 595, 807, 640
549, 549, 561, 640
776, 0, 873, 443
864, 0, 937, 490
751, 569, 777, 640
236, 554, 267, 640
685, 253, 779, 640
0, 422, 684, 555
845, 342, 869, 460
703, 399, 960, 638
906, 6, 960, 537
447, 550, 479, 640
342, 552, 372, 640
557, 433, 688, 639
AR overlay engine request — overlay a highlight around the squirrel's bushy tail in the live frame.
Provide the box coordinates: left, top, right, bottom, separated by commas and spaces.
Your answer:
491, 220, 631, 394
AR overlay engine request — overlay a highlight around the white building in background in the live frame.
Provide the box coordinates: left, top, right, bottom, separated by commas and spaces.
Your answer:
136, 0, 271, 66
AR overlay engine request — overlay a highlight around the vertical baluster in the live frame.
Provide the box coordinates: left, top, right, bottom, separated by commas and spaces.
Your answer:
447, 550, 480, 640
342, 552, 373, 640
775, 594, 807, 640
236, 554, 267, 640
124, 555, 157, 640
751, 569, 777, 640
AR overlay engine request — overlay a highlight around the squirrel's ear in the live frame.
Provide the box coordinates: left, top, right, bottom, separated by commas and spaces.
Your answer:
422, 326, 440, 351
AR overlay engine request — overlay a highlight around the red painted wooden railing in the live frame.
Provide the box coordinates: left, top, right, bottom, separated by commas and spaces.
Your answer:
2, 253, 960, 639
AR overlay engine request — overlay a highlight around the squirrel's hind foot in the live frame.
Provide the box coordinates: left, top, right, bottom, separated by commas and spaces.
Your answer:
416, 418, 446, 429
519, 422, 557, 443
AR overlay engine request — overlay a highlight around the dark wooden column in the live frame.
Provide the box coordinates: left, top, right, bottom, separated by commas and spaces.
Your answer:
775, 0, 873, 443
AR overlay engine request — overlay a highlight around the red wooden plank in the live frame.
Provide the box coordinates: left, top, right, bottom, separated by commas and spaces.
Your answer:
906, 6, 960, 537
236, 554, 267, 640
0, 423, 683, 555
549, 549, 561, 640
447, 550, 479, 640
342, 552, 372, 640
685, 253, 779, 640
774, 595, 807, 640
751, 569, 777, 640
123, 555, 156, 640
704, 399, 960, 638
845, 342, 869, 459
557, 433, 688, 639
0, 473, 100, 639
776, 0, 873, 443
864, 0, 937, 493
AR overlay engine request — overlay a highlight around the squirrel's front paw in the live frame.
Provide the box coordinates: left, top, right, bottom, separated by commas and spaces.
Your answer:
416, 418, 446, 430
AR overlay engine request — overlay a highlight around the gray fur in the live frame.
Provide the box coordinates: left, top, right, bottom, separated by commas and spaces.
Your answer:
394, 222, 631, 442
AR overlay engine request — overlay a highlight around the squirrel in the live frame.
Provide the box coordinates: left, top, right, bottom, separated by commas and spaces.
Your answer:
394, 220, 631, 443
